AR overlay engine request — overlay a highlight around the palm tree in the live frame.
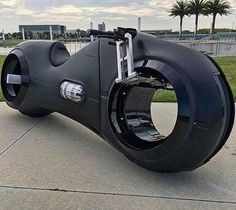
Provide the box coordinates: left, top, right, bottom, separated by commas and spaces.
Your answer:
188, 0, 207, 38
205, 0, 231, 34
170, 0, 190, 39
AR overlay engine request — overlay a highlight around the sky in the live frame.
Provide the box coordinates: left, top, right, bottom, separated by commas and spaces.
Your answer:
0, 0, 236, 33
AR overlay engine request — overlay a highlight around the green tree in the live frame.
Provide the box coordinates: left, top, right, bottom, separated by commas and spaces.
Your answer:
26, 31, 33, 39
205, 0, 231, 34
170, 0, 190, 38
43, 32, 50, 39
188, 0, 207, 38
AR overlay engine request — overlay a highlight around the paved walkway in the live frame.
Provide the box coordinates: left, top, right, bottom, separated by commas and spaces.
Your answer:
0, 102, 235, 210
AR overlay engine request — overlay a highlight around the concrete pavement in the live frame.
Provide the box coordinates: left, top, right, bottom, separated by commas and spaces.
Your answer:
0, 102, 235, 210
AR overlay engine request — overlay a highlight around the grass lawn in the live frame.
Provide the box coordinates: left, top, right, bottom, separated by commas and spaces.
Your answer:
153, 56, 236, 102
0, 39, 22, 48
214, 57, 236, 102
0, 55, 235, 102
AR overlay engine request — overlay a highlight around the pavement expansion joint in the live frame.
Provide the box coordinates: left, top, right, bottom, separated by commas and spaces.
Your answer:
0, 117, 45, 156
0, 185, 236, 205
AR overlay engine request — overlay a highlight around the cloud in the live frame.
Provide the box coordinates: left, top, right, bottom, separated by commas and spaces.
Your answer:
0, 0, 235, 32
1, 0, 36, 16
46, 3, 166, 17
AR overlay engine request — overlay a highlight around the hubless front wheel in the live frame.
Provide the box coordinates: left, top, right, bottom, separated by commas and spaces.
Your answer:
107, 41, 234, 172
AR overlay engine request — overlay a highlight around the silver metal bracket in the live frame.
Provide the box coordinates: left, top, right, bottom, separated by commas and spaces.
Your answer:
115, 33, 137, 83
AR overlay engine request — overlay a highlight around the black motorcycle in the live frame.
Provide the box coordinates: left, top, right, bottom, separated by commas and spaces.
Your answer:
1, 28, 235, 172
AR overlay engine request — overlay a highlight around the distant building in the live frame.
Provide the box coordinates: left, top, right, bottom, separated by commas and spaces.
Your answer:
19, 25, 66, 35
98, 22, 106, 31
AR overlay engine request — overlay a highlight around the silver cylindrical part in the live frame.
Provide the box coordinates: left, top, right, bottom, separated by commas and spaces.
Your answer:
60, 81, 85, 103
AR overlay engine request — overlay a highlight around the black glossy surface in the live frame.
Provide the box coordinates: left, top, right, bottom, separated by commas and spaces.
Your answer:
50, 42, 70, 66
1, 33, 235, 172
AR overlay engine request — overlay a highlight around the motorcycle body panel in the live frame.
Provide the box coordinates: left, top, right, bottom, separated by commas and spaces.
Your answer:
1, 32, 234, 172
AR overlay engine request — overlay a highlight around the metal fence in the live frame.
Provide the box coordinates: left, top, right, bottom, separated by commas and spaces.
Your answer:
61, 40, 90, 54
0, 39, 91, 55
157, 32, 236, 42
176, 40, 236, 57
1, 33, 236, 57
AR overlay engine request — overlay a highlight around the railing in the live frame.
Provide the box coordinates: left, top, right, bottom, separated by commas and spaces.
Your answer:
60, 39, 90, 54
0, 38, 91, 55
157, 33, 236, 42
1, 34, 236, 56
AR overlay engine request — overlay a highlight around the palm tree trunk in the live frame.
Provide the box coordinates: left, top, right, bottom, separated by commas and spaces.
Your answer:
179, 16, 183, 39
194, 14, 199, 39
211, 14, 217, 35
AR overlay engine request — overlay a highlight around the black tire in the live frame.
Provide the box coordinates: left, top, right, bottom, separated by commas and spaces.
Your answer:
108, 39, 235, 172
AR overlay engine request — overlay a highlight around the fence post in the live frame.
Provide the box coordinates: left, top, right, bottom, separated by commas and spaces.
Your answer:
90, 22, 94, 42
50, 26, 53, 41
22, 28, 25, 41
2, 29, 6, 48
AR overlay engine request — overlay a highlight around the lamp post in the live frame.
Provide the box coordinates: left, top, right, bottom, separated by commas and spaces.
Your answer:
138, 17, 141, 32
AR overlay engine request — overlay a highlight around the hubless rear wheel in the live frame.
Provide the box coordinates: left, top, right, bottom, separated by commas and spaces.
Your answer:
108, 56, 234, 172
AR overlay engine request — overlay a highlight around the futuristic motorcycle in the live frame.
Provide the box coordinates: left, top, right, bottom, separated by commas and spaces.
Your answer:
1, 28, 235, 172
